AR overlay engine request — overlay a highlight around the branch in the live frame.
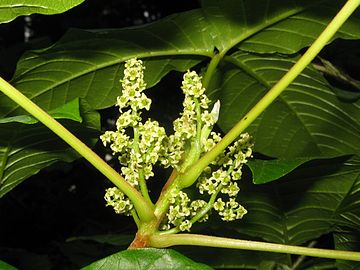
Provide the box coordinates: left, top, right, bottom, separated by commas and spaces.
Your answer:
150, 233, 360, 262
0, 77, 155, 222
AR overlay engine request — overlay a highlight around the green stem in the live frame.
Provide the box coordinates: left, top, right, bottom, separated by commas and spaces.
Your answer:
202, 53, 222, 89
292, 241, 317, 270
0, 77, 155, 222
131, 209, 141, 228
132, 126, 154, 207
195, 98, 202, 143
154, 182, 180, 219
177, 99, 203, 173
150, 234, 360, 262
190, 190, 218, 223
180, 0, 360, 188
153, 170, 179, 221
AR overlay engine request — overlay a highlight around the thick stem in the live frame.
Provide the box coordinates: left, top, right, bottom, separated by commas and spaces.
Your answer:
202, 53, 222, 89
180, 0, 360, 188
0, 77, 155, 222
154, 182, 180, 219
291, 241, 317, 270
152, 170, 180, 230
150, 234, 360, 262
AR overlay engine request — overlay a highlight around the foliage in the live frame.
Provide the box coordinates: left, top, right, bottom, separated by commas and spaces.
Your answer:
0, 259, 17, 270
81, 248, 212, 270
0, 0, 85, 24
0, 0, 360, 269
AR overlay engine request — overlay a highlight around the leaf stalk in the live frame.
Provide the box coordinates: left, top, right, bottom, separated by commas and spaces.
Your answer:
0, 77, 155, 222
150, 233, 360, 262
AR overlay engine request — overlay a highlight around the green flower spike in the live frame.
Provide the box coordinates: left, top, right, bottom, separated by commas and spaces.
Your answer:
101, 58, 167, 214
101, 58, 252, 233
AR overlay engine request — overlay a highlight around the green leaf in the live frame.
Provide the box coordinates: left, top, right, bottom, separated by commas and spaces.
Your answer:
228, 156, 360, 246
81, 248, 213, 270
0, 248, 52, 270
334, 229, 360, 270
313, 58, 360, 103
248, 157, 319, 184
329, 85, 360, 103
0, 104, 100, 198
4, 25, 208, 116
202, 0, 360, 54
0, 98, 82, 124
335, 159, 360, 230
211, 52, 360, 158
4, 0, 360, 117
0, 0, 85, 24
0, 260, 17, 270
295, 259, 336, 270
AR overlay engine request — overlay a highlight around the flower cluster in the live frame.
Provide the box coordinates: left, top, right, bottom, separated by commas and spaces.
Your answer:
117, 58, 150, 112
163, 190, 208, 232
197, 133, 252, 221
104, 187, 133, 215
163, 133, 252, 230
159, 71, 252, 230
214, 198, 247, 221
162, 71, 219, 171
101, 58, 167, 214
101, 58, 252, 230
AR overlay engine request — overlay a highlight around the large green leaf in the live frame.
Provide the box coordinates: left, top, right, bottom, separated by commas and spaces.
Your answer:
0, 102, 100, 197
334, 229, 360, 270
4, 0, 360, 117
228, 156, 360, 246
210, 52, 360, 158
81, 248, 212, 270
0, 260, 17, 270
0, 0, 85, 24
247, 157, 318, 184
203, 0, 360, 54
200, 0, 360, 54
0, 98, 82, 124
335, 160, 360, 230
3, 22, 209, 116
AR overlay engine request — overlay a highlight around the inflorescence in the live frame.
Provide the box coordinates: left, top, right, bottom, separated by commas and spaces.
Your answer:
101, 58, 252, 231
